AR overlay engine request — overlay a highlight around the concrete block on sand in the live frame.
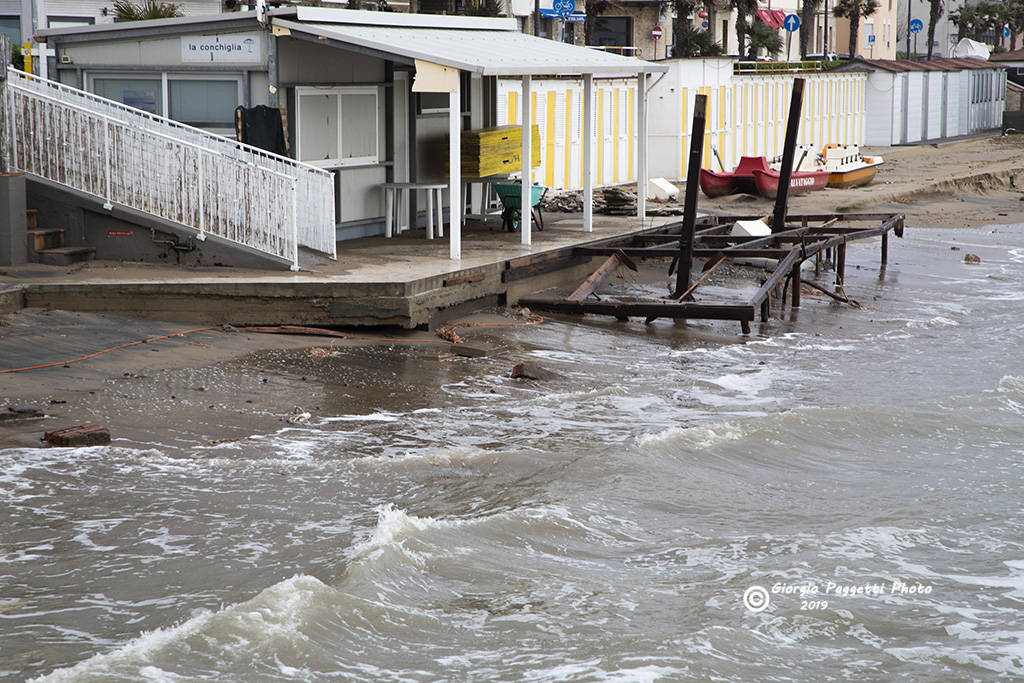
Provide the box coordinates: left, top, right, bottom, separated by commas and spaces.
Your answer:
43, 424, 111, 447
648, 178, 679, 201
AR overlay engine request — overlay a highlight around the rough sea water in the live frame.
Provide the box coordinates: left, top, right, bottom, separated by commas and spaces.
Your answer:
2, 224, 1023, 681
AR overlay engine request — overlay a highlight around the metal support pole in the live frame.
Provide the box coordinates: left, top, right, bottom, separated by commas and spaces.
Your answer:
290, 177, 299, 271
583, 73, 593, 233
673, 93, 707, 299
772, 78, 805, 233
267, 33, 279, 109
0, 35, 9, 175
881, 231, 888, 264
521, 74, 532, 245
636, 71, 647, 222
449, 82, 462, 259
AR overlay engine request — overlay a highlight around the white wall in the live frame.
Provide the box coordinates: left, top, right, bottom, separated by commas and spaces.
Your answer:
857, 64, 1003, 145
648, 59, 866, 181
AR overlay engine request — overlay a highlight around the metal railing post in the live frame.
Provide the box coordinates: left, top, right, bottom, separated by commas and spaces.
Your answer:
103, 120, 112, 210
290, 177, 299, 271
196, 151, 206, 241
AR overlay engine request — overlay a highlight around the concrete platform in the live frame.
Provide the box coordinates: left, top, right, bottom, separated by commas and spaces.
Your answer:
0, 213, 678, 328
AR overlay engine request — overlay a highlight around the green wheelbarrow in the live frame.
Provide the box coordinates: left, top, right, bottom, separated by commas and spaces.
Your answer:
494, 183, 547, 233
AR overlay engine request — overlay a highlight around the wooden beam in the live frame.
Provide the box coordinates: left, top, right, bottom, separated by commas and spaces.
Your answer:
675, 93, 707, 297
566, 250, 636, 303
518, 297, 756, 321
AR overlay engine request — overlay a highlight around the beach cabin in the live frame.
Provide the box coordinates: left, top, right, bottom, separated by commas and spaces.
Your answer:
832, 57, 1005, 146
32, 8, 666, 265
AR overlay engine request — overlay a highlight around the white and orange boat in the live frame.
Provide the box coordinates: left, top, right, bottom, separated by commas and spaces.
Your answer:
818, 144, 884, 188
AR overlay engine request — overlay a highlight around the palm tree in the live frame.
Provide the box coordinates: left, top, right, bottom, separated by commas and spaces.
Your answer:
832, 0, 879, 59
926, 0, 943, 59
744, 20, 783, 58
1009, 0, 1024, 50
669, 0, 701, 57
799, 0, 824, 58
731, 0, 758, 58
112, 0, 182, 20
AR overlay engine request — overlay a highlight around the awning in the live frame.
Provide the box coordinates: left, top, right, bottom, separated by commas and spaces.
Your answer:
757, 8, 781, 30
772, 10, 787, 28
273, 8, 667, 76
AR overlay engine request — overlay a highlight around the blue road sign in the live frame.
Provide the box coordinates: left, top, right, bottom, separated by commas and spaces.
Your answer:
909, 18, 923, 34
868, 34, 875, 44
783, 13, 800, 32
553, 0, 575, 17
1004, 25, 1011, 39
701, 20, 709, 31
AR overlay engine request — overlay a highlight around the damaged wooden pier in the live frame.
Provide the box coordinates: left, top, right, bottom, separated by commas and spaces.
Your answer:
518, 211, 905, 334
520, 79, 907, 335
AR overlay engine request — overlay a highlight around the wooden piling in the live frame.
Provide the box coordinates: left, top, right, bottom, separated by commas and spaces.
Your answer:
836, 242, 846, 287
771, 79, 805, 234
674, 94, 708, 298
790, 263, 801, 308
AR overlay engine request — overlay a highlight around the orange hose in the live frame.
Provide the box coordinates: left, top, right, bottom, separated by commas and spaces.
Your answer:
0, 326, 219, 374
0, 310, 546, 374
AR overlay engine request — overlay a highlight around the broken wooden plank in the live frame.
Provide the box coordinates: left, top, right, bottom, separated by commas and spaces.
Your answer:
566, 250, 636, 303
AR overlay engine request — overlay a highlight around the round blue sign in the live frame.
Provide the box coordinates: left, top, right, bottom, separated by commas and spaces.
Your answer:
1004, 25, 1011, 39
909, 18, 923, 34
553, 0, 574, 17
783, 14, 800, 32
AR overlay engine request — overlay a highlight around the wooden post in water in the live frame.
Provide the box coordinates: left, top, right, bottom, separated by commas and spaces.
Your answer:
673, 93, 707, 299
771, 78, 805, 234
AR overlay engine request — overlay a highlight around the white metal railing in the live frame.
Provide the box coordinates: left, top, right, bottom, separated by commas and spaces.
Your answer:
3, 68, 336, 268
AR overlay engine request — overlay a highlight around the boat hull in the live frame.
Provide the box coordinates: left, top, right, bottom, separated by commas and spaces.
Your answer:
699, 156, 770, 197
827, 164, 878, 188
752, 168, 830, 199
699, 169, 738, 197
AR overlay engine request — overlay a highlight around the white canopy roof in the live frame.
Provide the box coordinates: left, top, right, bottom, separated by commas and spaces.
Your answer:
273, 8, 667, 77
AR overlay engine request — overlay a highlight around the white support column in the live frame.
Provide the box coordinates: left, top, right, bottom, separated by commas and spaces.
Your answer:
636, 71, 647, 223
449, 83, 462, 260
583, 73, 594, 233
469, 73, 484, 214
520, 74, 532, 245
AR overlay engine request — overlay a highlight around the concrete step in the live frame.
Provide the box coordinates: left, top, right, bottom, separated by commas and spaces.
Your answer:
26, 209, 38, 230
37, 246, 95, 266
27, 228, 65, 252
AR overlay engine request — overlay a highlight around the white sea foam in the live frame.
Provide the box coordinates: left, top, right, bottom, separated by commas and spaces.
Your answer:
349, 503, 459, 561
997, 376, 1024, 394
907, 315, 961, 329
638, 422, 748, 451
319, 412, 400, 423
32, 574, 331, 682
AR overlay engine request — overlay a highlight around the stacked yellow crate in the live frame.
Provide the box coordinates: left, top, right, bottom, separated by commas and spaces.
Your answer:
460, 125, 541, 178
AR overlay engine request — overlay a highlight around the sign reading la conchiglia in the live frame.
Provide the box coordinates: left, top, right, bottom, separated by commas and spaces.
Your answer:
181, 33, 263, 63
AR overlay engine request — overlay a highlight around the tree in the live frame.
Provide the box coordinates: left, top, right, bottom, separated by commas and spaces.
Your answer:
799, 0, 824, 58
674, 26, 725, 56
670, 0, 699, 57
585, 0, 612, 45
1009, 1, 1024, 51
731, 0, 758, 58
832, 0, 879, 59
112, 0, 183, 20
744, 19, 783, 58
926, 0, 943, 60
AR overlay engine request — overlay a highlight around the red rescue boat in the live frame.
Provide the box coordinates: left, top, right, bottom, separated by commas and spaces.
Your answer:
699, 156, 770, 197
751, 168, 830, 199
